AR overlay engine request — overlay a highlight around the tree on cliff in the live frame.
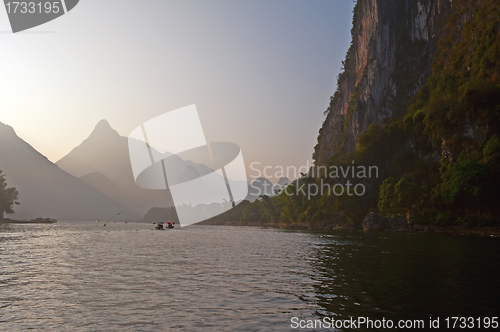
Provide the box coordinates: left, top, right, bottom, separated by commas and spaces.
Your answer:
0, 170, 19, 218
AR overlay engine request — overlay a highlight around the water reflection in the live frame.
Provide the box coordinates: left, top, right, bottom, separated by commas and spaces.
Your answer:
1, 223, 499, 331
309, 231, 500, 323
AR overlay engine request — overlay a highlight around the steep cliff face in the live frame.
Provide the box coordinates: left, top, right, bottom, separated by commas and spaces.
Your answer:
230, 0, 499, 228
314, 0, 452, 166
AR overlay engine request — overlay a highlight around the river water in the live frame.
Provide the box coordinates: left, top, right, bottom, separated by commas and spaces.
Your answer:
1, 222, 499, 331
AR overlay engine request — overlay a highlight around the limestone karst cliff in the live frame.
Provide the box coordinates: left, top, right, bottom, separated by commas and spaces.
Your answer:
314, 0, 452, 165
310, 0, 500, 224
205, 0, 500, 227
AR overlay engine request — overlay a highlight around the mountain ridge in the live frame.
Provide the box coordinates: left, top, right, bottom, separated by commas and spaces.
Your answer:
56, 120, 175, 216
0, 121, 137, 221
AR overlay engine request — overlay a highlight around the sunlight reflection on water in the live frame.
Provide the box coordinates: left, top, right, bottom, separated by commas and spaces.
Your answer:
0, 223, 319, 331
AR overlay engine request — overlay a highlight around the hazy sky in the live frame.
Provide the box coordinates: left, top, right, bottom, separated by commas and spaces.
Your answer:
0, 0, 354, 183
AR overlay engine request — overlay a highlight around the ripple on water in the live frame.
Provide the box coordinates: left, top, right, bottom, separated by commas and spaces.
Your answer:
0, 223, 319, 331
1, 222, 499, 331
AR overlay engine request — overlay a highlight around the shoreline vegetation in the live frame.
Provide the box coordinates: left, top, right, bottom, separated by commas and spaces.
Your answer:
141, 205, 500, 237
0, 218, 58, 224
199, 218, 500, 237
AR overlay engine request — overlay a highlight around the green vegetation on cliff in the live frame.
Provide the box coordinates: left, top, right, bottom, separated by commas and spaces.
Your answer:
205, 0, 500, 228
374, 0, 500, 225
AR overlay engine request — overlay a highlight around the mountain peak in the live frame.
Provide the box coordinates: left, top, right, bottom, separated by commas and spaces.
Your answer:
277, 177, 290, 186
89, 119, 120, 139
95, 119, 112, 131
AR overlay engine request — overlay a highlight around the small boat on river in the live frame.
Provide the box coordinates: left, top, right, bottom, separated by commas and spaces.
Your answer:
155, 221, 175, 230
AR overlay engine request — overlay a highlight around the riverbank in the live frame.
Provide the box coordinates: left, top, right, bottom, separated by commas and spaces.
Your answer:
199, 220, 500, 237
0, 218, 58, 224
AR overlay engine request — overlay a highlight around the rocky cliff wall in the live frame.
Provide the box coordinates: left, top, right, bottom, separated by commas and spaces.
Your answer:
314, 0, 452, 166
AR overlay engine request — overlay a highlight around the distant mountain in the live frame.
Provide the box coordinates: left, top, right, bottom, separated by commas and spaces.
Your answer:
277, 177, 290, 186
246, 177, 274, 201
79, 172, 128, 205
57, 119, 224, 217
273, 177, 290, 193
0, 121, 136, 221
57, 120, 133, 181
178, 165, 201, 184
56, 120, 174, 216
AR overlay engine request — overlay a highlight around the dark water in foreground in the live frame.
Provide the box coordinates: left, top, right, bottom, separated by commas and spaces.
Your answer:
1, 222, 499, 331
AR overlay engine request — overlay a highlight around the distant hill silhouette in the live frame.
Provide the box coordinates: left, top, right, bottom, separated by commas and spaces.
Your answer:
56, 120, 174, 216
273, 177, 290, 193
57, 119, 263, 216
56, 119, 224, 217
0, 121, 136, 221
178, 165, 201, 184
79, 172, 127, 205
277, 177, 290, 186
246, 177, 274, 201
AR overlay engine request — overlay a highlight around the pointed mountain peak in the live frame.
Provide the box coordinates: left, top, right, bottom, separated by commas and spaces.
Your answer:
89, 119, 120, 138
277, 177, 290, 186
95, 119, 112, 131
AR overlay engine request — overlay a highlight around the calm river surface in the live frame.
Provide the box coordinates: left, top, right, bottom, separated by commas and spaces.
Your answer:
1, 222, 499, 331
